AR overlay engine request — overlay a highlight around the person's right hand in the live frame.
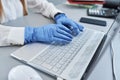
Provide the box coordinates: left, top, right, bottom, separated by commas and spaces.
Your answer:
24, 24, 73, 44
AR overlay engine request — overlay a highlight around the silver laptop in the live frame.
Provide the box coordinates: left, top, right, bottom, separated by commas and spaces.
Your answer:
6, 14, 105, 80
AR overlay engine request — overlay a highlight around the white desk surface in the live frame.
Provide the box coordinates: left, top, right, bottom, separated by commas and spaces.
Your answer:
0, 4, 119, 80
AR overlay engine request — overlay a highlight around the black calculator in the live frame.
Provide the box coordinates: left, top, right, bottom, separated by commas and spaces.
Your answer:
87, 8, 118, 18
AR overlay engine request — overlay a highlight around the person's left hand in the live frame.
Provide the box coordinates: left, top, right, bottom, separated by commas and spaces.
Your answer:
54, 13, 84, 36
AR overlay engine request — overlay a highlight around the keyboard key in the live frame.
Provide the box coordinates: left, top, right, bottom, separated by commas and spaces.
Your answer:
42, 63, 52, 69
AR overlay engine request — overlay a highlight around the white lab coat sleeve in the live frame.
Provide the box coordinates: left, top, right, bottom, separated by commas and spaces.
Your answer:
27, 0, 63, 18
0, 25, 24, 46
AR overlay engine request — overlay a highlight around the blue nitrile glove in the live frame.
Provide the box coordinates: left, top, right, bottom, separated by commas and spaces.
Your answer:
24, 24, 73, 44
54, 13, 84, 36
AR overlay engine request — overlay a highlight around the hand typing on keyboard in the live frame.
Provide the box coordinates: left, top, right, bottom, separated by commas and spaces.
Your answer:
25, 24, 73, 45
25, 23, 84, 45
54, 13, 84, 36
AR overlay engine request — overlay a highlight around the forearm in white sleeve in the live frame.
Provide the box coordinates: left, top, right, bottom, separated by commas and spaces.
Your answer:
0, 25, 25, 46
27, 0, 63, 18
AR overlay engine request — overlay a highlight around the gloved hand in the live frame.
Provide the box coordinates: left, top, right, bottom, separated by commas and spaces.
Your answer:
24, 24, 73, 44
54, 13, 84, 36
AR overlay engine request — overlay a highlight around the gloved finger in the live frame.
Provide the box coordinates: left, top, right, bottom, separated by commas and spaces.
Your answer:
63, 20, 80, 36
54, 32, 72, 41
57, 27, 73, 39
61, 20, 74, 30
58, 25, 72, 34
73, 21, 84, 32
53, 37, 71, 44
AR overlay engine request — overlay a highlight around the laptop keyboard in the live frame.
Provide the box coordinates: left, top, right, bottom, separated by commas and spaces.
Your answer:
30, 28, 102, 75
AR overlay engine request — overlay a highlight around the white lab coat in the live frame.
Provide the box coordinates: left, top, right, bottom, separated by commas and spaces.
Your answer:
0, 0, 62, 46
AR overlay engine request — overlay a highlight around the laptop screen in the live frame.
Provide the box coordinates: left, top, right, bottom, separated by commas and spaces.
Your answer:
116, 12, 120, 23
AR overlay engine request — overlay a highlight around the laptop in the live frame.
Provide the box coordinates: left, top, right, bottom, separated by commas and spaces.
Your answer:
5, 14, 105, 80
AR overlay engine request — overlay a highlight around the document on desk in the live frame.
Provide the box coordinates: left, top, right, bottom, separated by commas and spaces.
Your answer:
111, 30, 120, 80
